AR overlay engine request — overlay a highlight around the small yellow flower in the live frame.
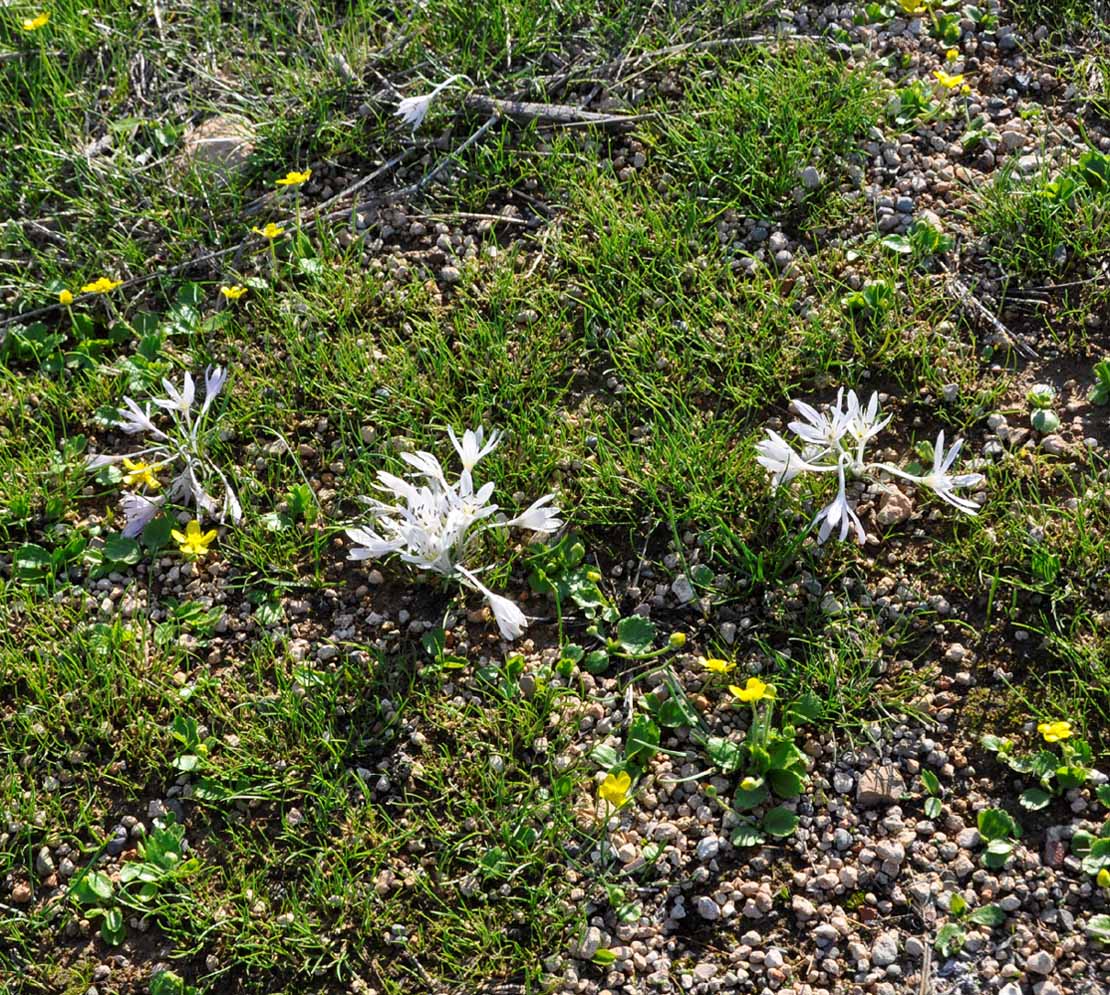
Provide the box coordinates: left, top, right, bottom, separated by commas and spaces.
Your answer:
729, 677, 776, 703
1037, 720, 1072, 743
945, 48, 960, 61
58, 289, 74, 306
668, 632, 686, 649
22, 12, 50, 30
220, 285, 248, 301
252, 222, 285, 239
1098, 868, 1110, 889
122, 458, 163, 490
703, 658, 736, 675
898, 0, 925, 12
171, 520, 218, 557
275, 168, 311, 187
80, 276, 123, 294
598, 770, 631, 807
739, 776, 763, 792
933, 70, 966, 90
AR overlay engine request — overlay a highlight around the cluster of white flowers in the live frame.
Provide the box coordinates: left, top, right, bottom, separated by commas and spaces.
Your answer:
346, 426, 562, 640
756, 389, 984, 543
88, 367, 240, 537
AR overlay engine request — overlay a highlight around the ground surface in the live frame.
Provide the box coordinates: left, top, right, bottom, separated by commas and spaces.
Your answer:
2, 1, 1110, 994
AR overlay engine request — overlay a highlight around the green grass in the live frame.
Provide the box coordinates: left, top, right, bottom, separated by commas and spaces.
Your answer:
3, 0, 1110, 991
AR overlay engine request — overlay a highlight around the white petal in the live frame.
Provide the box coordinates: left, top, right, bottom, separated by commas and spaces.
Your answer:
457, 566, 528, 640
506, 493, 562, 533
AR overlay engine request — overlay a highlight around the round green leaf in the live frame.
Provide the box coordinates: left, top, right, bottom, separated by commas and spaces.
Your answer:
761, 806, 799, 838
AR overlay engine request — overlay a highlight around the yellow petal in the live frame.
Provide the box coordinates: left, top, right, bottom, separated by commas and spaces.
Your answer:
170, 530, 187, 544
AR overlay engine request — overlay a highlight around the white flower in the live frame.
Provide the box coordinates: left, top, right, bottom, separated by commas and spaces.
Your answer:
505, 493, 563, 533
120, 492, 164, 537
457, 566, 528, 641
117, 396, 166, 438
909, 431, 984, 514
200, 366, 228, 417
788, 390, 853, 455
843, 390, 892, 451
153, 371, 195, 414
815, 460, 866, 544
755, 430, 836, 489
89, 368, 238, 528
394, 75, 466, 131
345, 425, 560, 640
758, 386, 986, 544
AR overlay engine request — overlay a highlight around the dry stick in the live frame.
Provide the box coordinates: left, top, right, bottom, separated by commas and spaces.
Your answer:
463, 95, 645, 130
940, 263, 1039, 360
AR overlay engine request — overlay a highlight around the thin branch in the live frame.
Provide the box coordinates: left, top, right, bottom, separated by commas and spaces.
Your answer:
463, 95, 646, 130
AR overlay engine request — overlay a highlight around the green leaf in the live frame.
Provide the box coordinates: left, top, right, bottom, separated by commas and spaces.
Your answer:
977, 807, 1018, 842
768, 767, 806, 799
104, 535, 142, 565
981, 838, 1013, 869
1087, 914, 1110, 945
13, 543, 53, 581
590, 744, 620, 770
72, 870, 115, 905
881, 233, 912, 254
1081, 839, 1110, 875
101, 906, 125, 945
560, 643, 584, 664
1096, 784, 1110, 808
925, 797, 942, 819
706, 736, 743, 774
141, 515, 174, 551
1071, 830, 1096, 855
968, 904, 1005, 927
730, 822, 765, 847
591, 949, 617, 967
934, 922, 965, 957
980, 734, 1010, 753
761, 806, 799, 838
583, 649, 611, 675
920, 769, 941, 796
150, 970, 189, 995
733, 779, 770, 811
786, 691, 823, 724
626, 714, 660, 766
948, 892, 968, 915
616, 615, 656, 655
1019, 787, 1052, 811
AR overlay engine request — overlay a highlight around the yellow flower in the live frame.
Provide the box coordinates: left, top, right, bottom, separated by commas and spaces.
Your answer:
933, 70, 966, 89
80, 276, 123, 294
22, 12, 50, 30
276, 168, 311, 187
1037, 720, 1072, 743
252, 222, 285, 239
945, 48, 960, 61
739, 776, 763, 792
703, 658, 736, 674
171, 520, 218, 557
598, 770, 631, 807
220, 285, 248, 301
122, 458, 163, 490
58, 289, 74, 306
1098, 868, 1110, 889
730, 677, 776, 703
668, 632, 686, 649
898, 0, 925, 12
